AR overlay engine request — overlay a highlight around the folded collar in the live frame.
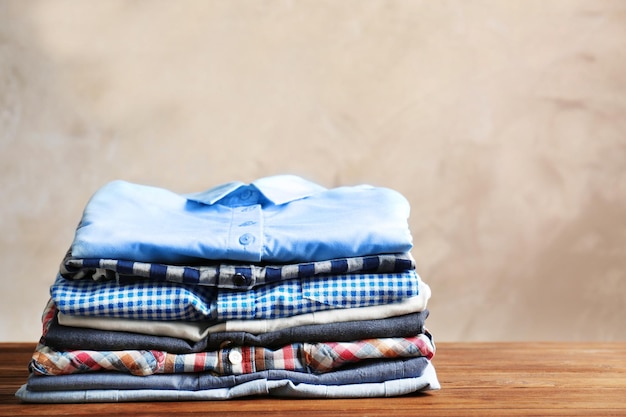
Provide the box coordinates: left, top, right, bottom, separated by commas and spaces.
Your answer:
184, 175, 327, 206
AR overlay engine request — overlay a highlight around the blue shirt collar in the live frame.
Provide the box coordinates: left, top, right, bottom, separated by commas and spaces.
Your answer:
184, 175, 327, 206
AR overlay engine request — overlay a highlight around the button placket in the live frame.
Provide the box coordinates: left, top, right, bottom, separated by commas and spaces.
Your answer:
222, 347, 244, 374
227, 205, 263, 262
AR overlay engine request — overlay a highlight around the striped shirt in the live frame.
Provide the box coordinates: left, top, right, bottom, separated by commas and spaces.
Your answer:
60, 251, 416, 290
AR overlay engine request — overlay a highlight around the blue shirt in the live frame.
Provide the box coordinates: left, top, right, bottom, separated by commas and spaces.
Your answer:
50, 270, 423, 321
70, 175, 413, 264
60, 250, 416, 290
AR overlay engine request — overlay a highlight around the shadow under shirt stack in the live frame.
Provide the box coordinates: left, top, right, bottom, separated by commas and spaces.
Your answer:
16, 175, 439, 403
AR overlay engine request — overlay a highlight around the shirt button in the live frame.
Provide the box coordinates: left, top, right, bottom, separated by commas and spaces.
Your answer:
239, 190, 253, 200
239, 233, 255, 245
232, 273, 249, 287
219, 340, 233, 349
228, 350, 243, 365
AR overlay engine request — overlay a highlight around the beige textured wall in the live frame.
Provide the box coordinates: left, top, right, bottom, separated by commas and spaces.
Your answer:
1, 0, 625, 342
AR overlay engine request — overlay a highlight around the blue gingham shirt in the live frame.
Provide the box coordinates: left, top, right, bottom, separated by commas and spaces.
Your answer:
50, 270, 422, 321
59, 250, 416, 290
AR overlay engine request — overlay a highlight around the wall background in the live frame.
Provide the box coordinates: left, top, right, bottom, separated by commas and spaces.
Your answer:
1, 0, 625, 342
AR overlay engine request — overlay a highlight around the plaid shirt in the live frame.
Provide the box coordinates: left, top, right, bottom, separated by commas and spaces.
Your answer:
30, 333, 434, 376
50, 270, 423, 321
59, 251, 416, 290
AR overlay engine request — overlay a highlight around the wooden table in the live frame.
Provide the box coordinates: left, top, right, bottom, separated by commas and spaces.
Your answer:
0, 342, 624, 416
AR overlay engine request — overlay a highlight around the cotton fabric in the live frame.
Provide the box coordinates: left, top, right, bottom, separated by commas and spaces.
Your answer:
51, 270, 422, 321
71, 175, 413, 264
16, 362, 440, 402
60, 250, 416, 290
16, 175, 439, 403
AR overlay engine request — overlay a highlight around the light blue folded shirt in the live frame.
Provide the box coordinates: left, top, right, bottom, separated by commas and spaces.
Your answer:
16, 361, 440, 402
71, 175, 413, 263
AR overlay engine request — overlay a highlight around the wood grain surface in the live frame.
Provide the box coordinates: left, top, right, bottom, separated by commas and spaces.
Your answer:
1, 342, 625, 416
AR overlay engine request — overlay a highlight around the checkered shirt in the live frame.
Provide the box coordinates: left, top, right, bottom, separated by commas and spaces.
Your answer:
30, 333, 434, 376
59, 250, 416, 290
50, 269, 422, 321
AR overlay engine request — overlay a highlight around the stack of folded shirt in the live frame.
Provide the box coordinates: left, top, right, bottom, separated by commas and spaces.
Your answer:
16, 175, 439, 403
